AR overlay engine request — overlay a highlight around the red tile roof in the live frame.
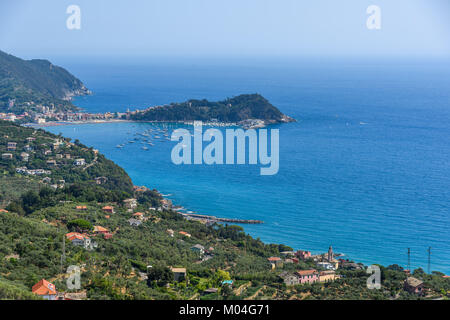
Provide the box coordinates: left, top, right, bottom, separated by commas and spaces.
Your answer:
66, 233, 89, 241
94, 226, 108, 233
297, 269, 318, 276
268, 257, 282, 262
32, 279, 57, 296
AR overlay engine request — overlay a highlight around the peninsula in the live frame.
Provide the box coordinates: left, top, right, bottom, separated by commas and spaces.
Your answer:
126, 94, 296, 128
0, 50, 90, 117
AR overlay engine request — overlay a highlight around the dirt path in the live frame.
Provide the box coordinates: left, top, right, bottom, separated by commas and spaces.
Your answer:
234, 282, 251, 296
245, 285, 266, 300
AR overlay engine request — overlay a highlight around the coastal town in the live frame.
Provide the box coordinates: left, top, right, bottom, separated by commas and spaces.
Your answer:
0, 102, 127, 125
0, 100, 273, 130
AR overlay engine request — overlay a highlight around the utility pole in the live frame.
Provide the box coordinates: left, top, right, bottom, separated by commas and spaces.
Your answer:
60, 234, 66, 274
407, 248, 411, 272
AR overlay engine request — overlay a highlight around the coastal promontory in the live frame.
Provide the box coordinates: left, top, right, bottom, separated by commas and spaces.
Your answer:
126, 94, 295, 127
0, 50, 90, 114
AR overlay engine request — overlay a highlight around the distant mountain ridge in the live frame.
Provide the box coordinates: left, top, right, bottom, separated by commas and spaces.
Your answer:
0, 50, 90, 114
128, 94, 295, 126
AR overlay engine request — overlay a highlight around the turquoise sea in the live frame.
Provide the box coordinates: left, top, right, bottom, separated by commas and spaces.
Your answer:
47, 57, 450, 273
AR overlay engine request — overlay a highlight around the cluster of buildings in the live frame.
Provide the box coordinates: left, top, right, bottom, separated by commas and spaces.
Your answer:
15, 167, 51, 176
0, 112, 25, 122
190, 244, 214, 262
31, 279, 86, 300
269, 246, 341, 270
2, 136, 89, 178
32, 110, 124, 124
65, 232, 98, 249
275, 246, 343, 286
279, 269, 339, 286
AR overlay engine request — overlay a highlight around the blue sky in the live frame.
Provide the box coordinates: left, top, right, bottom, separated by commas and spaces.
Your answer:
1, 0, 449, 58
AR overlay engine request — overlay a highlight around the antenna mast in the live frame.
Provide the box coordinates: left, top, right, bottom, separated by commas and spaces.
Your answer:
407, 248, 411, 272
60, 235, 66, 274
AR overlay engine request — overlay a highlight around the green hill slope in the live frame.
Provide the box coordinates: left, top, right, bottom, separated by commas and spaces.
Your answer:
128, 94, 295, 125
0, 50, 90, 114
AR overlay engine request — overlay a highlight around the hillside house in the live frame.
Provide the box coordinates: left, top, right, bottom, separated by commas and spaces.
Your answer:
319, 270, 339, 283
76, 206, 87, 210
7, 142, 17, 151
279, 272, 300, 286
404, 277, 424, 295
317, 261, 336, 270
102, 206, 115, 214
20, 152, 29, 162
2, 153, 13, 160
74, 158, 86, 166
66, 232, 88, 243
190, 244, 205, 255
268, 257, 283, 269
171, 267, 187, 282
295, 250, 312, 260
166, 229, 174, 237
296, 270, 319, 284
32, 279, 57, 300
23, 145, 33, 152
124, 198, 137, 209
132, 212, 144, 220
46, 160, 57, 167
93, 226, 109, 234
70, 237, 85, 247
128, 218, 142, 227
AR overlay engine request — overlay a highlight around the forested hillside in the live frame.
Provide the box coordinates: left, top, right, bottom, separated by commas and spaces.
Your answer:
128, 94, 295, 125
0, 50, 89, 114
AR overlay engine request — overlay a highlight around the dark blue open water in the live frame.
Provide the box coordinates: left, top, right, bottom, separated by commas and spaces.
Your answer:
47, 57, 450, 273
